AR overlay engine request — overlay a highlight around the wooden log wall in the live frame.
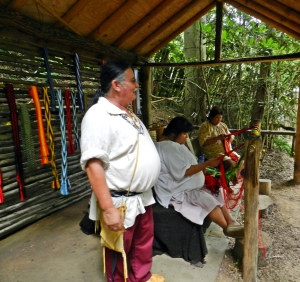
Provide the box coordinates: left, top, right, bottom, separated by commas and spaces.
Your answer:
0, 36, 101, 239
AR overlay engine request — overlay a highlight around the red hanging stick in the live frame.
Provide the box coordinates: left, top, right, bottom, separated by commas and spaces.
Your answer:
63, 89, 75, 154
0, 169, 4, 204
29, 86, 49, 164
5, 84, 26, 201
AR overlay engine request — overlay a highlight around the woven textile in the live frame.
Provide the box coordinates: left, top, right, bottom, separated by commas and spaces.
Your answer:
42, 46, 57, 113
5, 83, 25, 201
28, 85, 49, 165
19, 103, 37, 171
70, 90, 80, 150
74, 53, 84, 111
42, 87, 60, 189
56, 89, 71, 195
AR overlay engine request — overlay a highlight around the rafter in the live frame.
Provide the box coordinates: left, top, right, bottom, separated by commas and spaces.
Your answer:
7, 0, 28, 10
32, 0, 81, 35
0, 6, 148, 64
252, 0, 300, 25
112, 0, 175, 47
132, 0, 212, 54
227, 0, 300, 40
88, 0, 137, 40
54, 0, 90, 29
228, 0, 300, 36
146, 2, 215, 57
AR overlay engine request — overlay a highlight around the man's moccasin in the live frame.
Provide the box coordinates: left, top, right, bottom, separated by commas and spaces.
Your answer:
146, 274, 165, 282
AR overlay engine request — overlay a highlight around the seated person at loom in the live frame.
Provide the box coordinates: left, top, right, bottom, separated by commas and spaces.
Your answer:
198, 106, 239, 172
154, 116, 244, 239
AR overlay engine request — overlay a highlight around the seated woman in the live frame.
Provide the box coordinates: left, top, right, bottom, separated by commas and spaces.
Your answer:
198, 106, 239, 172
154, 116, 243, 238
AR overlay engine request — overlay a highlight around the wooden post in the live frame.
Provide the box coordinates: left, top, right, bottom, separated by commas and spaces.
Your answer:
294, 85, 300, 183
215, 0, 223, 61
140, 66, 152, 128
243, 122, 261, 282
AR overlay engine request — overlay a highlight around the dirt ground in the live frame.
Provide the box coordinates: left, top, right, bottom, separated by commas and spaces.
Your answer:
215, 149, 300, 282
151, 109, 300, 282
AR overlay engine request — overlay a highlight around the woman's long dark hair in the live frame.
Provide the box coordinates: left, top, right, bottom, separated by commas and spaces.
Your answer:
207, 106, 223, 121
91, 60, 131, 106
163, 116, 195, 140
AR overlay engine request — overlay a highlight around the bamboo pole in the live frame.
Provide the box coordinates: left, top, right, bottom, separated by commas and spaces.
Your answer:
294, 85, 300, 183
243, 122, 261, 282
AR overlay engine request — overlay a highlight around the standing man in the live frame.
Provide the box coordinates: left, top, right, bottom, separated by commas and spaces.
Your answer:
80, 60, 164, 282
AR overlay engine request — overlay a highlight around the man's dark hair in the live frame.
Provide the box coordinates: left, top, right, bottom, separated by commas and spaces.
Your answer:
207, 106, 223, 121
91, 60, 131, 106
163, 116, 195, 140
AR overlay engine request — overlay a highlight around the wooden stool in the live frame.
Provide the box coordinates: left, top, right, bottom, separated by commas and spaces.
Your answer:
259, 179, 271, 195
258, 195, 274, 217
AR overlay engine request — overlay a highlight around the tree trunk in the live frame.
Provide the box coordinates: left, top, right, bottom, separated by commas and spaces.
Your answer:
184, 18, 206, 125
250, 62, 271, 124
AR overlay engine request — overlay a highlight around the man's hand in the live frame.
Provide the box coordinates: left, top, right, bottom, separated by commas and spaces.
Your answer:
102, 206, 124, 231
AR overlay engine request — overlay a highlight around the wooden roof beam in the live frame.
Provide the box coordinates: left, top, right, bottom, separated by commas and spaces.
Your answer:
7, 0, 28, 10
132, 0, 214, 54
276, 0, 300, 11
227, 0, 300, 39
252, 0, 300, 26
0, 6, 148, 64
88, 0, 137, 41
54, 0, 90, 29
146, 2, 215, 57
139, 52, 300, 68
32, 0, 81, 35
112, 0, 175, 47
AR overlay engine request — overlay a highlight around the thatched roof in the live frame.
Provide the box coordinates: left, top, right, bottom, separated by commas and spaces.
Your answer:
0, 0, 299, 63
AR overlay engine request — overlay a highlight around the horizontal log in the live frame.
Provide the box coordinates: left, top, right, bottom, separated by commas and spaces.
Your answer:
0, 191, 90, 239
142, 52, 300, 68
2, 181, 90, 213
0, 7, 148, 64
0, 185, 89, 226
230, 129, 296, 136
0, 180, 90, 214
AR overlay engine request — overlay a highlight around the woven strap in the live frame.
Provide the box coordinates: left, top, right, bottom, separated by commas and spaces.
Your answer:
19, 103, 37, 171
28, 85, 49, 165
63, 90, 75, 154
42, 46, 58, 113
70, 90, 80, 150
74, 53, 84, 111
42, 87, 60, 189
57, 89, 71, 195
5, 83, 25, 201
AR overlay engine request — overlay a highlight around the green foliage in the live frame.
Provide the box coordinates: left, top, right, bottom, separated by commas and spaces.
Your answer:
151, 5, 300, 153
273, 136, 293, 155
